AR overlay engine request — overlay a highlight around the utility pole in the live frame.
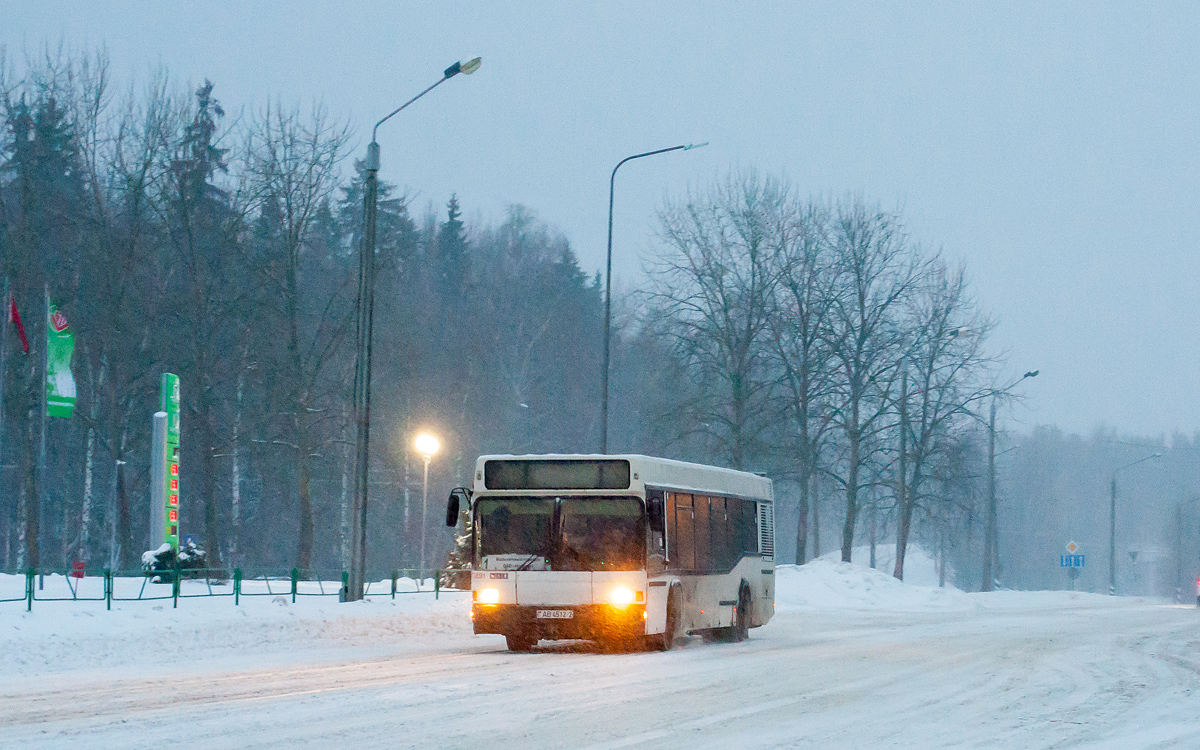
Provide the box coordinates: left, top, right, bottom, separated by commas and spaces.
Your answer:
347, 137, 379, 603
346, 59, 482, 603
893, 364, 907, 579
1174, 503, 1183, 604
982, 396, 997, 592
1108, 473, 1117, 596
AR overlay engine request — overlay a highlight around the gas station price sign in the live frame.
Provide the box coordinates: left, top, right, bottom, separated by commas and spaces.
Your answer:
161, 373, 180, 550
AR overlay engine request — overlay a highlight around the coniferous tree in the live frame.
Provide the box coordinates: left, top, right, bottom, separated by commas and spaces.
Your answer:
1, 91, 87, 569
162, 80, 235, 565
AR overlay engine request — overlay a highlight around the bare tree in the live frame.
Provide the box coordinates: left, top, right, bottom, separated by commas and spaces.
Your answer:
767, 199, 836, 562
823, 199, 925, 562
650, 172, 783, 469
249, 101, 350, 571
891, 260, 993, 579
157, 80, 249, 565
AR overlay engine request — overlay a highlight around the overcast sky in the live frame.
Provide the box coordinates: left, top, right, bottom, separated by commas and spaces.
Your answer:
6, 1, 1199, 439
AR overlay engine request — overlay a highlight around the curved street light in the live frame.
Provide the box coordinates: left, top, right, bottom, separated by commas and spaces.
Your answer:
1109, 452, 1161, 596
981, 369, 1039, 592
347, 58, 481, 603
600, 142, 708, 453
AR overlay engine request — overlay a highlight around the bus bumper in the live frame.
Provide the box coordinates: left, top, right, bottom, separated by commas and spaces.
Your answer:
472, 604, 647, 640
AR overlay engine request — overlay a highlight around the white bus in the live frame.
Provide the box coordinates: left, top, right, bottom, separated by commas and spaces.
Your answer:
445, 454, 776, 651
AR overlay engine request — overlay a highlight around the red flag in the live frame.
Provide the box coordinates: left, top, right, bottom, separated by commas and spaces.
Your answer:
9, 295, 29, 354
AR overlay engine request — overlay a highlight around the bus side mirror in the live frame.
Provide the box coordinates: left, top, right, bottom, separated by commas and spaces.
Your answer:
647, 492, 665, 534
446, 488, 470, 527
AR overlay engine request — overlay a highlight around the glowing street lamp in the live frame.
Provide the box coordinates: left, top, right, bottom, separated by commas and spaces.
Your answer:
415, 433, 441, 458
415, 432, 440, 581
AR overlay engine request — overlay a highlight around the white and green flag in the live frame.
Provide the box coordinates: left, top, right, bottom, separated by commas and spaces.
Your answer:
47, 304, 76, 418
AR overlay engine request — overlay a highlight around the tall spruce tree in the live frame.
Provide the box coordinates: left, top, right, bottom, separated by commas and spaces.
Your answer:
1, 93, 86, 569
164, 80, 232, 565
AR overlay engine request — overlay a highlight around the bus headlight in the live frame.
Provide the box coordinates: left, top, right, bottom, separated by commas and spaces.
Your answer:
477, 587, 500, 604
608, 585, 635, 607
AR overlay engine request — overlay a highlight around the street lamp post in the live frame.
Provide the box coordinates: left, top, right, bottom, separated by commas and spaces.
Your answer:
1172, 496, 1200, 603
599, 142, 707, 454
415, 433, 440, 582
346, 58, 481, 603
981, 370, 1039, 592
1109, 452, 1161, 596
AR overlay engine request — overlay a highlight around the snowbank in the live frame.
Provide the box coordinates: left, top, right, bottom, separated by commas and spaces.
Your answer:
775, 556, 970, 613
775, 544, 1136, 614
0, 573, 472, 679
815, 543, 946, 586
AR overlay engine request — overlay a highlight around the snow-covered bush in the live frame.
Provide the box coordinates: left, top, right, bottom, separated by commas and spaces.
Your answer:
140, 539, 211, 580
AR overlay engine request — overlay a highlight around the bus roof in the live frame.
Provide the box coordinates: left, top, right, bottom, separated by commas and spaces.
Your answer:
472, 453, 773, 501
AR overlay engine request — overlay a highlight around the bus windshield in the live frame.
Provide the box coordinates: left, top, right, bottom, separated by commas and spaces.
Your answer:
558, 498, 643, 571
475, 496, 644, 572
477, 498, 555, 570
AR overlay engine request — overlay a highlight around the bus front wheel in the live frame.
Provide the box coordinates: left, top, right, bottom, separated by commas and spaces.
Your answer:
655, 589, 681, 651
506, 632, 537, 652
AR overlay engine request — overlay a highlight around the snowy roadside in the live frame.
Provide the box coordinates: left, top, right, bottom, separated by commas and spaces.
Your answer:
1, 546, 1159, 682
0, 573, 473, 680
775, 544, 1158, 614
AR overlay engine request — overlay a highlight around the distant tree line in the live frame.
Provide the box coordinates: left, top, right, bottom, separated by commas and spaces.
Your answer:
994, 428, 1200, 599
11, 49, 1163, 591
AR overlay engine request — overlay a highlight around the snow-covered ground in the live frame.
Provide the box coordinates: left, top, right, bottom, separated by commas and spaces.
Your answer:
3, 552, 1199, 749
0, 572, 463, 678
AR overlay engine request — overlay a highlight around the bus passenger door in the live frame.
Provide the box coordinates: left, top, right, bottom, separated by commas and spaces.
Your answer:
646, 489, 666, 575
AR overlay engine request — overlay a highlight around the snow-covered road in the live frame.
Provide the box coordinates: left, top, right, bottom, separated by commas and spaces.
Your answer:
4, 563, 1200, 748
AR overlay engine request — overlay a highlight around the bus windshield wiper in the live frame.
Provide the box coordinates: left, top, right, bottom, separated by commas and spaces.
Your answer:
517, 534, 553, 571
516, 551, 545, 571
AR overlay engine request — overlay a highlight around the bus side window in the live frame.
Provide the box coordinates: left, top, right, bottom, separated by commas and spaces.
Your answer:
693, 495, 710, 573
744, 500, 757, 554
711, 496, 731, 571
724, 498, 739, 568
671, 493, 695, 571
664, 492, 676, 567
728, 498, 753, 557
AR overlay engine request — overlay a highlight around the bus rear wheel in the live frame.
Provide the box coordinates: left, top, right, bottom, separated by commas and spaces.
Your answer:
732, 583, 751, 642
506, 632, 537, 652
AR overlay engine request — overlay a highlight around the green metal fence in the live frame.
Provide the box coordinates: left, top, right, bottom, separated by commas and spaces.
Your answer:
1, 567, 470, 611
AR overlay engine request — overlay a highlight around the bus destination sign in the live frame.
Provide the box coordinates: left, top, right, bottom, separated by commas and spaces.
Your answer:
484, 459, 631, 490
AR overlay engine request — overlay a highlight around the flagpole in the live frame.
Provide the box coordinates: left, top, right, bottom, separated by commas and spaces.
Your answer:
37, 283, 48, 575
0, 277, 8, 561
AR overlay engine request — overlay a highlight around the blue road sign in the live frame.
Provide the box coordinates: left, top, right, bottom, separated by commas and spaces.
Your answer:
1060, 554, 1085, 568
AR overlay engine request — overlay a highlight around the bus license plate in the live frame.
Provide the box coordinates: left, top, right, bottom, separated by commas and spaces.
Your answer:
536, 609, 573, 619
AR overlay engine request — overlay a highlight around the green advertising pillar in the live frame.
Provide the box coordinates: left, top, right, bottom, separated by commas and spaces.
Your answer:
162, 373, 181, 550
